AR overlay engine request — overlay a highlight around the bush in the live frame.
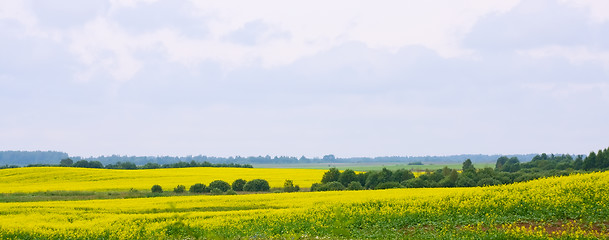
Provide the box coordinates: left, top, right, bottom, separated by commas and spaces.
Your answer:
283, 179, 300, 192
338, 169, 357, 186
455, 176, 476, 187
346, 181, 364, 190
225, 189, 237, 195
375, 181, 402, 189
151, 184, 163, 193
209, 180, 231, 192
310, 183, 324, 192
210, 188, 223, 195
478, 178, 502, 186
243, 179, 270, 192
325, 181, 345, 191
321, 168, 340, 183
189, 183, 206, 193
402, 178, 427, 188
173, 185, 186, 193
438, 178, 455, 188
232, 179, 247, 191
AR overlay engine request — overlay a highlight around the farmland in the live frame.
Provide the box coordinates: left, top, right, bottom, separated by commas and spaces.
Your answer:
0, 167, 607, 239
0, 167, 326, 193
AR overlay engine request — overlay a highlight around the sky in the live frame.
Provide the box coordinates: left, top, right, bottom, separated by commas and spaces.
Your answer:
1, 0, 608, 158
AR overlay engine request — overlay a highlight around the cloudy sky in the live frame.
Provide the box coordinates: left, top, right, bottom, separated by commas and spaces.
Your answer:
1, 0, 608, 158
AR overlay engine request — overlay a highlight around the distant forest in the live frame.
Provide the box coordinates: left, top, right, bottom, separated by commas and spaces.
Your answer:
1, 150, 538, 167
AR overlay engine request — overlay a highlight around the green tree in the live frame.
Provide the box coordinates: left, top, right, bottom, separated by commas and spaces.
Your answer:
378, 167, 393, 182
189, 183, 206, 193
325, 181, 345, 191
573, 155, 583, 170
402, 178, 427, 188
73, 160, 90, 168
392, 169, 415, 182
208, 180, 231, 192
142, 162, 160, 169
232, 179, 247, 191
173, 185, 185, 193
338, 169, 357, 186
495, 156, 509, 170
321, 168, 340, 183
346, 181, 364, 190
283, 179, 300, 192
364, 172, 382, 189
59, 158, 73, 167
243, 179, 270, 192
583, 151, 597, 170
375, 181, 402, 189
88, 161, 104, 168
210, 188, 223, 195
462, 159, 475, 172
151, 184, 163, 193
455, 175, 475, 187
478, 178, 501, 186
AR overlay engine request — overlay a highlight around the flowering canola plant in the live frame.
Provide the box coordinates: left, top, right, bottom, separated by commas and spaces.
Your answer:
0, 167, 327, 192
0, 170, 607, 239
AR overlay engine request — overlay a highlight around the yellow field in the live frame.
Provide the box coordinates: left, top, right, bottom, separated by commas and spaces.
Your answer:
0, 171, 607, 239
0, 167, 327, 193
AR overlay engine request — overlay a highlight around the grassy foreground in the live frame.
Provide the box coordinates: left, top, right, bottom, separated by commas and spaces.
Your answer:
0, 171, 607, 239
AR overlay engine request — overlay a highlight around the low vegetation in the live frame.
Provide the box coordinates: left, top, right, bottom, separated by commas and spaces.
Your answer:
310, 146, 609, 191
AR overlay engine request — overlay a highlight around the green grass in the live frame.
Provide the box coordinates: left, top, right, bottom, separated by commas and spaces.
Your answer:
253, 162, 495, 171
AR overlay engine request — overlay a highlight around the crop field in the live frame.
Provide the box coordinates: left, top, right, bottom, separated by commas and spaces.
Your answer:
0, 169, 607, 239
0, 167, 327, 193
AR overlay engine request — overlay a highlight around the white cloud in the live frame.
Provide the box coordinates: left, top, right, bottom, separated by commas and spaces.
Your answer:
58, 0, 526, 82
190, 0, 521, 61
0, 0, 37, 28
68, 17, 146, 82
560, 0, 609, 22
521, 45, 609, 70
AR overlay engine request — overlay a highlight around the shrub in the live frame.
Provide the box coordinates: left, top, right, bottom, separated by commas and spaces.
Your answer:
402, 178, 427, 188
209, 180, 231, 192
346, 181, 364, 190
321, 168, 340, 183
225, 189, 237, 195
210, 188, 223, 195
310, 183, 324, 192
283, 179, 300, 192
243, 179, 270, 192
232, 179, 247, 191
173, 185, 186, 193
438, 178, 455, 188
325, 181, 345, 191
478, 178, 502, 186
338, 169, 357, 186
189, 183, 206, 193
375, 181, 402, 189
151, 184, 163, 193
392, 169, 415, 182
455, 176, 476, 187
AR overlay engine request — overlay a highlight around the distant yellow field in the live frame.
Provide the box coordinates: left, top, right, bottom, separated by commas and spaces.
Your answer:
0, 167, 327, 193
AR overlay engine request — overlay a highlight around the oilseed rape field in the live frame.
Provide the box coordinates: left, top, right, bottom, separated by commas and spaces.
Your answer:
0, 168, 608, 239
0, 167, 327, 193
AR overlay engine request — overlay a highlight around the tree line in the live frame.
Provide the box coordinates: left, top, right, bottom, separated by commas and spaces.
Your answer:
51, 159, 253, 169
0, 151, 538, 166
149, 178, 300, 195
311, 146, 609, 191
